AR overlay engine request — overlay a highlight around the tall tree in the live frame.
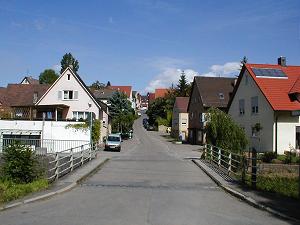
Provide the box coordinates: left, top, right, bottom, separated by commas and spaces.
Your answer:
39, 69, 59, 84
176, 70, 190, 97
106, 81, 111, 87
60, 53, 79, 73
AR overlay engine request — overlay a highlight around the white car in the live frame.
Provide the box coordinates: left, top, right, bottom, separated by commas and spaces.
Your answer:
105, 134, 122, 152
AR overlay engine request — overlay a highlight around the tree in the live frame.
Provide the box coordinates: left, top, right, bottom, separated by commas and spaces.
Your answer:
90, 80, 106, 90
240, 56, 248, 69
175, 70, 191, 97
109, 92, 134, 132
205, 108, 248, 153
106, 81, 111, 87
60, 53, 79, 73
39, 69, 59, 84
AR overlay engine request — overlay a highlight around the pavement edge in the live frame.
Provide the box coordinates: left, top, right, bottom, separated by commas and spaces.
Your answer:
191, 159, 299, 223
0, 158, 110, 212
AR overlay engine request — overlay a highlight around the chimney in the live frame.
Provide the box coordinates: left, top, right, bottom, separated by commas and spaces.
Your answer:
278, 56, 286, 66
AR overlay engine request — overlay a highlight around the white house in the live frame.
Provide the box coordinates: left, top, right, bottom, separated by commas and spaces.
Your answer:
36, 67, 111, 142
171, 97, 189, 141
228, 57, 300, 154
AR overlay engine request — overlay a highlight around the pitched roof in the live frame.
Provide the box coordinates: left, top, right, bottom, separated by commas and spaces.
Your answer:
21, 76, 39, 84
242, 63, 300, 111
109, 86, 132, 97
155, 88, 168, 98
0, 84, 50, 107
174, 97, 189, 113
91, 87, 116, 100
193, 76, 235, 108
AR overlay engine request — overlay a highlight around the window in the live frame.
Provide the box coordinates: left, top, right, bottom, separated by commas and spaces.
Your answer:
251, 96, 258, 114
67, 74, 71, 80
239, 99, 245, 115
72, 111, 89, 121
219, 93, 224, 100
63, 90, 78, 100
199, 113, 206, 122
182, 119, 187, 126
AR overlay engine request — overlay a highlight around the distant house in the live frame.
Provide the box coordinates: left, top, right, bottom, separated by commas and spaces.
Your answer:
155, 88, 168, 99
132, 91, 141, 110
91, 87, 116, 105
140, 95, 149, 110
187, 76, 235, 145
147, 92, 155, 105
20, 76, 39, 85
171, 97, 189, 141
36, 67, 111, 141
228, 57, 300, 154
109, 85, 134, 108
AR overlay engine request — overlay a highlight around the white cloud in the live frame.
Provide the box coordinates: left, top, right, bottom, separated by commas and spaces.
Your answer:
144, 60, 240, 93
52, 64, 61, 72
200, 62, 240, 77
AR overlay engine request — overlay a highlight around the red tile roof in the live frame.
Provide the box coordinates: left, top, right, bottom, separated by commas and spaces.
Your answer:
174, 97, 189, 113
148, 93, 155, 104
155, 88, 168, 98
244, 63, 300, 111
109, 86, 132, 97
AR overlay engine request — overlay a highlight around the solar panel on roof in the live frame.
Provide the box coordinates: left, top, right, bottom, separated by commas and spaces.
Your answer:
252, 68, 287, 78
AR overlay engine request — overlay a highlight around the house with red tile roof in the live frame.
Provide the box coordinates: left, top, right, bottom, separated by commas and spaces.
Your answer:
109, 85, 134, 108
171, 97, 189, 141
228, 57, 300, 154
155, 88, 168, 99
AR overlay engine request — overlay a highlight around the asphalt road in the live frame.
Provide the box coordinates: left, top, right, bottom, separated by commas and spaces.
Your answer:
0, 117, 291, 225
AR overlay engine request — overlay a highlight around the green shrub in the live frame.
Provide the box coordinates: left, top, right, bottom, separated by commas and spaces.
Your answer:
0, 179, 48, 203
1, 142, 44, 183
261, 152, 277, 163
257, 175, 299, 199
92, 119, 101, 143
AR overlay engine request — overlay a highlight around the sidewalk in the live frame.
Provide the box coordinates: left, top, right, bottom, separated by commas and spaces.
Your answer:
0, 152, 110, 211
193, 159, 300, 222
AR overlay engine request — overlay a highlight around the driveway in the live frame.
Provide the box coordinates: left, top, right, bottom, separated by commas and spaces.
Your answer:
0, 117, 290, 225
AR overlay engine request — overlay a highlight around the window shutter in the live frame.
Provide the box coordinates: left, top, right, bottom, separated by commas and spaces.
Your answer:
58, 91, 62, 100
74, 91, 78, 99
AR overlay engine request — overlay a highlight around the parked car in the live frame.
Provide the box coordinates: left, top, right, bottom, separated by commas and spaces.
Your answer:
105, 134, 122, 151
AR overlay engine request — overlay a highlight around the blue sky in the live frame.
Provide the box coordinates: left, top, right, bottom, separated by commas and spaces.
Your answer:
0, 0, 299, 93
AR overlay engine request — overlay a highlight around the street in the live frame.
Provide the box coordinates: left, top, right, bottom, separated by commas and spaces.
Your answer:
0, 117, 290, 225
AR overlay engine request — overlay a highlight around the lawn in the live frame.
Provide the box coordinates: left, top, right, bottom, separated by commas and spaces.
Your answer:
0, 179, 48, 204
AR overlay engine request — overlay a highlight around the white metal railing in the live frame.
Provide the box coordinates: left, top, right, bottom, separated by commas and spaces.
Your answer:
47, 143, 98, 182
0, 138, 90, 154
203, 144, 243, 176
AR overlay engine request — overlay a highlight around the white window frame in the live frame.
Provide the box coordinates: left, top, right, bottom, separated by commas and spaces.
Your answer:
63, 90, 78, 100
72, 111, 89, 121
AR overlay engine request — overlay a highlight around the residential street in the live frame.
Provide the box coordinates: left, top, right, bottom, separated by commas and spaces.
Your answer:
0, 117, 291, 225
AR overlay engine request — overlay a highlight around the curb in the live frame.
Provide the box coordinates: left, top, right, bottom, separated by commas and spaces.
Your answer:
191, 159, 299, 223
0, 158, 110, 212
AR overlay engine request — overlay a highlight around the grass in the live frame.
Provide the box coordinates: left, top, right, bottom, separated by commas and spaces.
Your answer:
0, 179, 49, 204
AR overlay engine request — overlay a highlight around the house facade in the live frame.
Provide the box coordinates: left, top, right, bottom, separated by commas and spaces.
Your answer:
171, 97, 189, 141
36, 67, 110, 142
187, 76, 235, 145
228, 58, 300, 154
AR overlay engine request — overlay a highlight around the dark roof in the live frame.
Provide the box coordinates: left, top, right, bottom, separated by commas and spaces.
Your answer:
0, 84, 50, 107
174, 97, 189, 113
194, 76, 235, 108
91, 87, 116, 100
21, 76, 39, 84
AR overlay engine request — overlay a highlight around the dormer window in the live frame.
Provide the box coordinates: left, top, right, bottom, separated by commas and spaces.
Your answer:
219, 93, 224, 99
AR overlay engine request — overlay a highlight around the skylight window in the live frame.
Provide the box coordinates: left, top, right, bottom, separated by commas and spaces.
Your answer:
252, 68, 287, 78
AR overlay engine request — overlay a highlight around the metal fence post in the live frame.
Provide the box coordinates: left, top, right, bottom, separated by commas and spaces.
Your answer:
228, 153, 232, 174
251, 148, 257, 189
218, 148, 221, 167
210, 145, 213, 163
89, 144, 92, 161
204, 144, 207, 159
55, 153, 59, 180
70, 148, 74, 171
81, 145, 84, 165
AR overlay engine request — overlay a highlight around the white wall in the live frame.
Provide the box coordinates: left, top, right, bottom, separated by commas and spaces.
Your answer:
37, 68, 100, 120
0, 120, 90, 153
276, 111, 300, 153
179, 112, 189, 141
228, 70, 275, 153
